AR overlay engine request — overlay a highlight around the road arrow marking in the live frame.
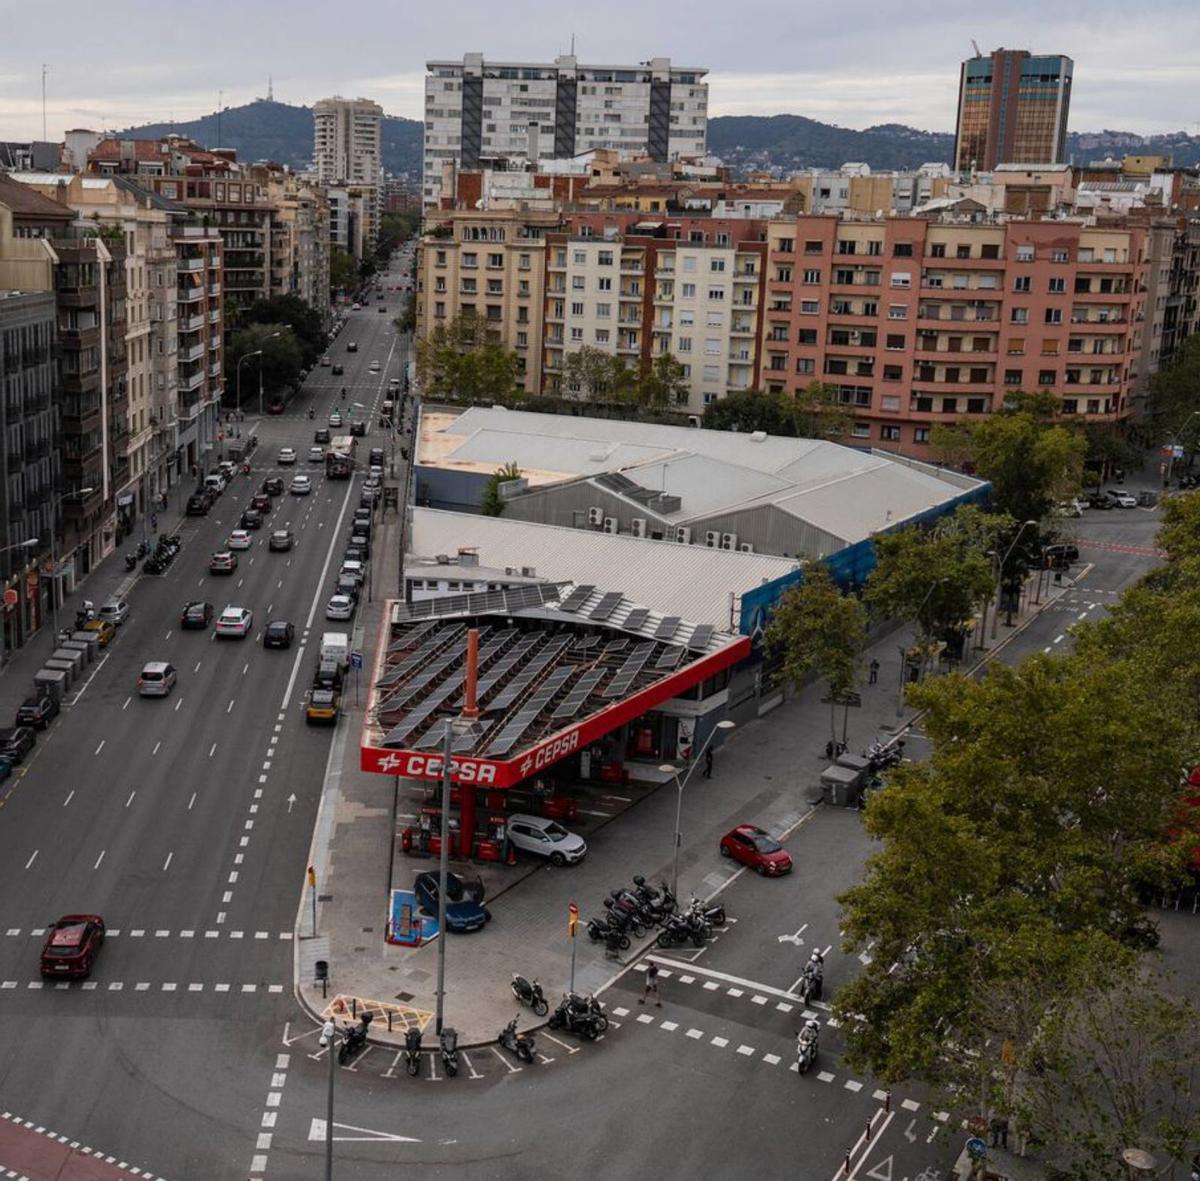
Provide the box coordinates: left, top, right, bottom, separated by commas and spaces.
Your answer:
904, 1119, 917, 1142
777, 922, 808, 946
866, 1155, 893, 1180
287, 793, 297, 813
308, 1118, 420, 1143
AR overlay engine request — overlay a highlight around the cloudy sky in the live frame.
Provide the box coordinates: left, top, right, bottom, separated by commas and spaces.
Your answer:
1, 0, 1197, 140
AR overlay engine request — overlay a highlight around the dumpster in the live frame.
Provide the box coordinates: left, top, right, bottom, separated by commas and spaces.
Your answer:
34, 668, 67, 701
835, 752, 872, 778
51, 647, 84, 678
69, 630, 101, 660
44, 658, 77, 687
60, 640, 93, 666
821, 763, 862, 808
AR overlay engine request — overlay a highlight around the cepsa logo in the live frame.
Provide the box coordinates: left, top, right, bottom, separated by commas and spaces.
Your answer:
518, 728, 581, 778
401, 753, 498, 784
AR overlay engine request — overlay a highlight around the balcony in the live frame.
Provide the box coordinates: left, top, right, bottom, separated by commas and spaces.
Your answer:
179, 257, 205, 272
179, 286, 204, 305
180, 343, 204, 364
180, 313, 204, 333
179, 369, 204, 393
209, 362, 222, 378
209, 283, 220, 297
208, 308, 220, 323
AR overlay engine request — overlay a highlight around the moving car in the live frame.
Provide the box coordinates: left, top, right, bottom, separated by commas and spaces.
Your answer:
98, 599, 129, 626
277, 447, 297, 466
240, 510, 263, 530
40, 915, 105, 979
308, 446, 325, 464
0, 726, 35, 764
268, 530, 295, 552
718, 824, 793, 876
349, 420, 366, 437
250, 494, 273, 513
1107, 488, 1138, 508
262, 476, 284, 496
137, 662, 176, 697
506, 814, 587, 866
15, 694, 58, 730
180, 601, 214, 630
320, 355, 331, 367
226, 530, 253, 551
305, 687, 340, 725
378, 305, 387, 313
314, 428, 331, 444
82, 618, 116, 647
331, 363, 344, 375
368, 360, 381, 373
186, 494, 209, 516
328, 411, 343, 428
215, 606, 253, 639
347, 341, 358, 352
290, 475, 312, 496
264, 620, 295, 650
325, 594, 355, 621
1085, 491, 1115, 510
413, 871, 490, 933
267, 398, 285, 415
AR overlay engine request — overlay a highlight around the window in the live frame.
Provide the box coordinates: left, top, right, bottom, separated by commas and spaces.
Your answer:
1062, 399, 1078, 414
677, 336, 692, 352
893, 242, 913, 257
1007, 338, 1025, 355
571, 301, 584, 316
516, 331, 528, 347
707, 287, 725, 301
777, 237, 795, 253
1038, 370, 1057, 386
572, 275, 585, 290
797, 328, 817, 345
796, 358, 814, 374
800, 300, 820, 314
885, 333, 905, 350
888, 304, 907, 320
883, 365, 903, 381
682, 257, 697, 272
980, 244, 1000, 260
776, 267, 792, 283
570, 327, 583, 341
594, 329, 610, 344
804, 240, 823, 254
956, 244, 972, 260
891, 272, 911, 288
596, 302, 611, 318
710, 258, 726, 272
598, 250, 613, 266
573, 250, 586, 265
1048, 277, 1066, 294
837, 240, 857, 255
1044, 308, 1062, 325
681, 283, 696, 298
487, 253, 503, 268
1011, 308, 1029, 324
1041, 339, 1059, 355
880, 425, 901, 441
706, 311, 723, 327
703, 338, 720, 355
1013, 275, 1031, 293
851, 424, 871, 438
1004, 369, 1023, 385
679, 310, 694, 326
803, 268, 821, 284
914, 427, 930, 443
930, 243, 946, 258
1015, 245, 1035, 262
702, 364, 720, 382
597, 277, 612, 291
1051, 249, 1069, 263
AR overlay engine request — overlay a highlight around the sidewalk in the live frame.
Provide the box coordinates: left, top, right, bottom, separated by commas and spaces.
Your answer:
295, 543, 1076, 1047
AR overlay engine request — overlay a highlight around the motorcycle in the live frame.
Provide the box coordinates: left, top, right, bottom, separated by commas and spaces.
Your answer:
308, 407, 315, 420
125, 553, 137, 571
498, 1017, 535, 1063
439, 1026, 458, 1077
607, 890, 651, 936
403, 1026, 422, 1077
799, 951, 824, 1003
340, 387, 346, 401
564, 992, 608, 1033
689, 893, 726, 928
338, 1014, 372, 1064
796, 1020, 820, 1074
511, 973, 549, 1016
548, 995, 602, 1040
865, 738, 904, 774
657, 911, 708, 949
136, 540, 149, 559
586, 916, 630, 949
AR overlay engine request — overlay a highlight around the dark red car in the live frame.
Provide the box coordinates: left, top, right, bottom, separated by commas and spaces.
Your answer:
40, 914, 105, 978
719, 825, 793, 876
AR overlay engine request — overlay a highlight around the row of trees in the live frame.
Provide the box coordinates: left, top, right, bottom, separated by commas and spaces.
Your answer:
224, 293, 332, 407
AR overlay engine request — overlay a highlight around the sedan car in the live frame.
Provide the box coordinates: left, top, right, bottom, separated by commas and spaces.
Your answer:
262, 476, 284, 496
264, 620, 295, 649
320, 354, 332, 367
506, 814, 587, 866
413, 871, 490, 933
227, 529, 253, 550
98, 599, 129, 626
305, 687, 340, 725
325, 594, 356, 622
719, 824, 793, 876
209, 552, 238, 577
1108, 488, 1138, 508
290, 475, 312, 496
82, 618, 116, 648
331, 363, 344, 376
0, 726, 36, 765
349, 420, 366, 437
215, 606, 253, 639
1085, 491, 1115, 510
308, 446, 326, 464
15, 694, 59, 730
240, 510, 263, 531
186, 493, 210, 516
277, 447, 297, 466
180, 600, 214, 630
268, 530, 295, 552
368, 361, 381, 373
314, 428, 331, 444
267, 398, 285, 415
328, 411, 343, 428
250, 494, 273, 513
40, 915, 105, 979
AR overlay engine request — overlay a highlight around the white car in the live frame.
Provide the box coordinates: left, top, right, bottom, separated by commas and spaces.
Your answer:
325, 594, 355, 621
328, 411, 343, 428
1055, 498, 1087, 518
1108, 489, 1138, 508
215, 606, 253, 639
340, 559, 365, 584
309, 446, 325, 463
290, 475, 312, 495
320, 355, 331, 367
226, 529, 252, 550
506, 814, 587, 866
369, 361, 381, 373
277, 447, 297, 466
98, 599, 130, 626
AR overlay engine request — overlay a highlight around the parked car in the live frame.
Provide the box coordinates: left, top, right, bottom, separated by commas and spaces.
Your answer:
226, 530, 253, 551
0, 726, 36, 764
290, 475, 313, 496
1108, 488, 1138, 508
506, 814, 587, 866
368, 447, 385, 467
320, 355, 331, 367
215, 606, 253, 639
352, 509, 373, 533
262, 476, 285, 496
180, 601, 214, 630
40, 915, 105, 979
1085, 491, 1115, 510
137, 661, 176, 697
360, 486, 380, 507
305, 687, 340, 725
264, 620, 295, 650
98, 599, 129, 626
413, 871, 490, 933
82, 618, 116, 647
15, 694, 59, 730
1043, 543, 1080, 570
325, 594, 355, 622
277, 447, 297, 466
217, 460, 237, 480
1055, 497, 1087, 518
186, 493, 209, 516
268, 530, 295, 552
718, 824, 793, 876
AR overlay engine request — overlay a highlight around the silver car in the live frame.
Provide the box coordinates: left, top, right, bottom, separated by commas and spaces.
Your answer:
325, 594, 355, 621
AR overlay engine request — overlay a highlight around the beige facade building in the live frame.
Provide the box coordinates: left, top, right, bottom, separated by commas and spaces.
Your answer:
314, 97, 382, 254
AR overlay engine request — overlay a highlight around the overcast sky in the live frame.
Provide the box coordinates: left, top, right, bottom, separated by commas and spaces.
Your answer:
1, 0, 1197, 141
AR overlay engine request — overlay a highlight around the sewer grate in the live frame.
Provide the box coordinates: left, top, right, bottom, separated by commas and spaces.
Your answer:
395, 991, 414, 1002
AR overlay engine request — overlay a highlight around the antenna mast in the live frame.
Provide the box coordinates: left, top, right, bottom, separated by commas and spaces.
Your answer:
41, 64, 48, 140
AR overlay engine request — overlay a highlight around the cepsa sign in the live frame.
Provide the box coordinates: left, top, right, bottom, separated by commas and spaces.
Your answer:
360, 746, 503, 784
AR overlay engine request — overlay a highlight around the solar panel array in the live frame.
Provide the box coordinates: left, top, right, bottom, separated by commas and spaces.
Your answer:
393, 583, 560, 623
656, 645, 685, 671
485, 665, 576, 756
623, 607, 649, 631
557, 585, 595, 614
589, 592, 623, 622
485, 638, 570, 713
687, 624, 715, 652
454, 633, 543, 706
602, 643, 657, 699
551, 668, 607, 721
387, 620, 438, 653
654, 616, 681, 640
377, 625, 466, 689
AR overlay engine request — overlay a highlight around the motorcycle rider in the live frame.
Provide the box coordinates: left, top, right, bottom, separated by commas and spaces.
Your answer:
804, 950, 825, 1000
340, 387, 346, 400
797, 1017, 820, 1060
308, 407, 315, 420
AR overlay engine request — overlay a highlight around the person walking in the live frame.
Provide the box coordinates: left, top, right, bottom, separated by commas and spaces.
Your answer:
639, 961, 661, 1006
868, 658, 880, 685
703, 747, 714, 779
988, 1114, 1009, 1150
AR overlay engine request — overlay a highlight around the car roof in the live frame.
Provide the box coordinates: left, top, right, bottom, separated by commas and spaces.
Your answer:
266, 620, 291, 631
141, 661, 170, 673
220, 607, 247, 617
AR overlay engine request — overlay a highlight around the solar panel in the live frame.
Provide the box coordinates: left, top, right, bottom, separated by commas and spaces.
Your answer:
687, 624, 715, 652
589, 592, 623, 622
654, 616, 681, 640
551, 668, 608, 720
623, 607, 649, 631
602, 643, 657, 699
656, 645, 685, 670
557, 585, 595, 614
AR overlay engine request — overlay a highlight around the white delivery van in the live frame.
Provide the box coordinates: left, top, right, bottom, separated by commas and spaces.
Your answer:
321, 632, 350, 668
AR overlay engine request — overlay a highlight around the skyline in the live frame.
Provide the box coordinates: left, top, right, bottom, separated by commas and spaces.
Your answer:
1, 1, 1199, 142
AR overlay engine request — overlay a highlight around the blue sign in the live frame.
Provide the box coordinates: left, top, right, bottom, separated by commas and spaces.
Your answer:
350, 651, 363, 670
965, 1137, 988, 1159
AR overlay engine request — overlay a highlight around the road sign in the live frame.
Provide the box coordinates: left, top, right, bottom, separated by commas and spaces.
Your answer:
568, 901, 579, 936
965, 1137, 988, 1160
350, 651, 363, 669
3, 588, 17, 608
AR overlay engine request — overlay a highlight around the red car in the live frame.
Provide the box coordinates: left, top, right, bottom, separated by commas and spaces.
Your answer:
719, 825, 793, 876
41, 914, 105, 978
267, 399, 285, 415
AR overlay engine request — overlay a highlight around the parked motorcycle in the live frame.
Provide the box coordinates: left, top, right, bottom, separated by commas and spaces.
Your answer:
865, 738, 904, 774
689, 893, 726, 927
498, 1017, 535, 1063
657, 911, 708, 949
124, 553, 137, 571
511, 973, 549, 1016
338, 1013, 372, 1064
548, 994, 603, 1040
439, 1026, 458, 1077
563, 992, 608, 1033
586, 915, 630, 948
404, 1026, 422, 1077
136, 540, 149, 558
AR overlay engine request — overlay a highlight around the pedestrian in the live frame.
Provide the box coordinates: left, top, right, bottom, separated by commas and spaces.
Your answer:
703, 746, 714, 779
988, 1114, 1009, 1150
150, 512, 158, 532
868, 658, 880, 685
639, 961, 661, 1006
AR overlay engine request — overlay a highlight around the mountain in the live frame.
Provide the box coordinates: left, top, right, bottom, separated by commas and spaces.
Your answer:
115, 99, 424, 177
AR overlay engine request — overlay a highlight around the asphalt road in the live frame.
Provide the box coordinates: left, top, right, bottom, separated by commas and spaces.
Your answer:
0, 254, 414, 1181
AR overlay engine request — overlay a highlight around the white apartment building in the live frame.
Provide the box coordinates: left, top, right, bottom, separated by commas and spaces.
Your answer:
423, 54, 708, 207
313, 97, 383, 251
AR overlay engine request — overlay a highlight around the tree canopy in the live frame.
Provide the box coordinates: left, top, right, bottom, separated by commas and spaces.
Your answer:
703, 383, 853, 439
415, 316, 520, 403
226, 322, 303, 404
241, 294, 325, 369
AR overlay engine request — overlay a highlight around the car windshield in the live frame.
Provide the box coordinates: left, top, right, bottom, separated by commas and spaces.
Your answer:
753, 834, 782, 854
543, 823, 569, 841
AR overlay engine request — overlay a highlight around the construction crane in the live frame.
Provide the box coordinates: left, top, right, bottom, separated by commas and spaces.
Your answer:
971, 39, 982, 58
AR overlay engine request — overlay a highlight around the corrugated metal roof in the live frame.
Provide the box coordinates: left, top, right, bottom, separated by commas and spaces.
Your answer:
409, 508, 799, 631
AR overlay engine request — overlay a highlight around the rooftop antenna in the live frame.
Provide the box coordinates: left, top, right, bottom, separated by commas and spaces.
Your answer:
41, 63, 48, 140
570, 32, 575, 55
217, 89, 223, 148
267, 75, 274, 102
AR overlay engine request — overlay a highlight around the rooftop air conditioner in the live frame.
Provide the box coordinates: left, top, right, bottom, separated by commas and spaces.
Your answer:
705, 530, 720, 548
721, 533, 738, 550
631, 517, 647, 538
587, 506, 604, 526
603, 517, 619, 534
676, 526, 692, 544
739, 541, 755, 553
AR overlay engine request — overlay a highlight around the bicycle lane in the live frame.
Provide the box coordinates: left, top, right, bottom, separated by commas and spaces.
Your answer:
0, 1109, 168, 1181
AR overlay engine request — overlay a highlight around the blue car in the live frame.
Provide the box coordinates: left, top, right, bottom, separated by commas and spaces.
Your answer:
413, 871, 490, 933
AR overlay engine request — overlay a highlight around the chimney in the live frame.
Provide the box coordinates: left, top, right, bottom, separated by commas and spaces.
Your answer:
462, 628, 480, 719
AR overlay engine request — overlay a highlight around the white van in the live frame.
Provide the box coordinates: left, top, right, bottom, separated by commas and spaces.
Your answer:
204, 473, 226, 495
320, 632, 350, 668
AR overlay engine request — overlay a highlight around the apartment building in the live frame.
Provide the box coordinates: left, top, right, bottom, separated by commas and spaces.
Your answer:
313, 97, 382, 252
257, 164, 331, 318
326, 183, 377, 263
761, 215, 1146, 451
423, 54, 708, 206
954, 48, 1073, 171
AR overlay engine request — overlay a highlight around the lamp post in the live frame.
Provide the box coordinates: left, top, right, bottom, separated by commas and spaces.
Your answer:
258, 331, 283, 417
1165, 409, 1200, 486
47, 488, 94, 641
235, 349, 262, 417
658, 719, 736, 899
318, 1018, 336, 1181
897, 577, 948, 717
990, 520, 1038, 639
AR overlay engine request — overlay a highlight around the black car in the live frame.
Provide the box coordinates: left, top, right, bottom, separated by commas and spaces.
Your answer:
180, 601, 214, 629
240, 509, 264, 530
313, 659, 344, 691
368, 448, 385, 467
335, 573, 361, 601
186, 494, 209, 516
262, 476, 285, 496
264, 620, 295, 649
344, 544, 368, 566
268, 530, 295, 552
349, 420, 366, 437
15, 695, 58, 730
0, 726, 36, 764
1043, 543, 1080, 570
346, 342, 357, 353
331, 363, 344, 375
314, 428, 331, 444
352, 510, 373, 534
250, 494, 273, 513
349, 532, 371, 558
1086, 491, 1115, 510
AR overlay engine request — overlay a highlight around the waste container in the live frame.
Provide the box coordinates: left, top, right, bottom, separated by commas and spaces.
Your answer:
835, 752, 872, 778
820, 763, 862, 808
44, 658, 76, 687
34, 668, 66, 701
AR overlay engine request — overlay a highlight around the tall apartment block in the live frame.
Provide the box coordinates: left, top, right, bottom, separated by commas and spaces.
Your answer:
313, 97, 383, 254
423, 54, 708, 206
954, 49, 1073, 171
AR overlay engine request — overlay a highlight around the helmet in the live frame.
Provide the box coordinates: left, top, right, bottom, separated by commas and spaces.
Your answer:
810, 950, 823, 963
806, 1018, 820, 1033
633, 875, 645, 886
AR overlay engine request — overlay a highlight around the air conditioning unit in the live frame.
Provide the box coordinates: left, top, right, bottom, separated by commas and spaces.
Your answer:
721, 533, 738, 550
603, 517, 619, 534
631, 517, 647, 538
676, 526, 692, 544
705, 530, 720, 548
739, 541, 755, 553
587, 506, 604, 526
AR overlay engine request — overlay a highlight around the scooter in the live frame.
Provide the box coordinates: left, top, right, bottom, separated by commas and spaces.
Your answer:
511, 973, 549, 1016
308, 407, 315, 420
403, 1026, 422, 1077
586, 916, 630, 949
796, 1022, 819, 1074
338, 1013, 372, 1064
125, 553, 137, 571
439, 1026, 458, 1077
689, 893, 726, 927
548, 994, 603, 1040
498, 1017, 535, 1063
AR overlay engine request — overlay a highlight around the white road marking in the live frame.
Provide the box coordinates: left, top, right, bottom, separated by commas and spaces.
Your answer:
95, 740, 105, 755
162, 852, 173, 872
227, 699, 235, 714
174, 698, 183, 711
125, 791, 136, 808
122, 697, 131, 711
62, 790, 74, 807
152, 741, 161, 755
93, 850, 105, 869
209, 743, 217, 757
188, 792, 197, 810
24, 851, 37, 870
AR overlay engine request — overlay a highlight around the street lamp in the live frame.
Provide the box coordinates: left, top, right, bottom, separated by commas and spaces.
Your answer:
48, 488, 94, 641
658, 719, 736, 899
258, 331, 283, 417
235, 349, 262, 416
990, 520, 1038, 639
1165, 410, 1200, 486
317, 1018, 336, 1181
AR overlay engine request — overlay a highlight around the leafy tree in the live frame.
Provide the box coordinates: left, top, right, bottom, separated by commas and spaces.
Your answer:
1080, 422, 1141, 487
241, 295, 325, 369
765, 563, 866, 743
329, 247, 356, 292
633, 354, 690, 409
703, 389, 800, 435
793, 381, 855, 439
561, 346, 635, 402
226, 322, 302, 406
415, 316, 519, 403
480, 462, 521, 516
1147, 334, 1200, 447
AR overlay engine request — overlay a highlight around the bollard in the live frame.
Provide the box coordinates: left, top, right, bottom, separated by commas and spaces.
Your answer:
885, 1089, 891, 1113
387, 1011, 394, 1032
844, 1150, 851, 1175
351, 997, 357, 1018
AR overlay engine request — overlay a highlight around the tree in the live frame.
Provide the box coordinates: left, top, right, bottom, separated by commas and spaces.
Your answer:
241, 295, 325, 369
792, 381, 855, 439
480, 462, 521, 516
703, 389, 800, 435
765, 563, 866, 743
415, 316, 519, 403
1147, 334, 1200, 447
226, 323, 302, 406
561, 346, 634, 402
329, 247, 356, 293
633, 354, 690, 409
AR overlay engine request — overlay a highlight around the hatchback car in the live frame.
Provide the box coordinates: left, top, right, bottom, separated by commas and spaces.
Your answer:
325, 594, 355, 622
1108, 488, 1138, 508
267, 398, 285, 415
347, 341, 358, 352
268, 530, 295, 552
719, 824, 793, 876
331, 363, 344, 376
0, 725, 36, 764
240, 510, 263, 530
250, 494, 273, 513
413, 871, 490, 933
314, 428, 331, 444
209, 551, 238, 575
290, 475, 312, 496
1044, 543, 1080, 570
217, 460, 237, 480
328, 411, 343, 428
82, 618, 116, 648
15, 694, 58, 730
262, 476, 285, 496
40, 915, 105, 979
320, 354, 332, 367
309, 446, 325, 464
349, 420, 366, 437
506, 814, 587, 866
137, 662, 176, 697
227, 530, 253, 551
215, 607, 253, 639
264, 620, 295, 649
186, 493, 209, 516
368, 361, 381, 373
277, 447, 297, 465
180, 601, 214, 630
98, 599, 129, 626
305, 687, 340, 725
368, 447, 385, 467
